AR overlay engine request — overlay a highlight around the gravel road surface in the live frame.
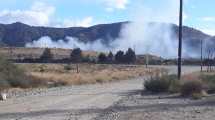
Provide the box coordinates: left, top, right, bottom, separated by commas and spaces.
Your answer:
0, 65, 210, 120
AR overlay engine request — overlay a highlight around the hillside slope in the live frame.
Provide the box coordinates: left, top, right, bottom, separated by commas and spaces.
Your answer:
0, 22, 214, 54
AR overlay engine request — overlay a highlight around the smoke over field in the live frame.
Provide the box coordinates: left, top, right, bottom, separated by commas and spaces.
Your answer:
26, 0, 183, 58
26, 36, 110, 52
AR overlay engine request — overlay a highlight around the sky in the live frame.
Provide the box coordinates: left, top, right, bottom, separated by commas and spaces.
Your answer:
0, 0, 215, 35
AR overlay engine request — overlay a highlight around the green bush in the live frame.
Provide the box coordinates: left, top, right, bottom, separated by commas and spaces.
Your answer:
64, 64, 72, 71
38, 64, 46, 72
0, 56, 46, 89
0, 59, 31, 88
169, 78, 181, 93
200, 74, 215, 93
181, 80, 203, 97
144, 75, 178, 93
40, 48, 53, 62
0, 75, 11, 90
192, 93, 203, 100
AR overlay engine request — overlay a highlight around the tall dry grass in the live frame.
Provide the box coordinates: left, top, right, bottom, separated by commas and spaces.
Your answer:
18, 63, 158, 86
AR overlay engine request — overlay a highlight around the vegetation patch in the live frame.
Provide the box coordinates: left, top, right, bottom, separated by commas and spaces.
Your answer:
180, 80, 203, 97
144, 74, 178, 93
143, 72, 215, 100
0, 56, 47, 90
200, 74, 215, 93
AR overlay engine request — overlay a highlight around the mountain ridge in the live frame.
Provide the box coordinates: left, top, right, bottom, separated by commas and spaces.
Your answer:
0, 21, 214, 54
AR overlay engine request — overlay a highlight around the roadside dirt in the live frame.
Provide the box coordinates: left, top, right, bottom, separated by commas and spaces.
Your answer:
0, 66, 205, 120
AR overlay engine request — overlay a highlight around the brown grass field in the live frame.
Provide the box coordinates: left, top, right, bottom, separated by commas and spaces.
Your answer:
0, 47, 164, 89
0, 47, 99, 59
17, 63, 160, 86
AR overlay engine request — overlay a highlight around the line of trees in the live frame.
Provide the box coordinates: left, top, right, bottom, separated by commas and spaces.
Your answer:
14, 48, 136, 64
40, 47, 137, 64
98, 48, 136, 64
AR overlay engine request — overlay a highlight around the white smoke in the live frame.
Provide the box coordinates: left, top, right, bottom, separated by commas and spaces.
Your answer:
26, 0, 183, 58
111, 0, 179, 58
112, 22, 178, 58
26, 36, 111, 52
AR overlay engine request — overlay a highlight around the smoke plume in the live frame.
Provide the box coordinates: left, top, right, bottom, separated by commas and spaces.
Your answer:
26, 36, 111, 52
111, 0, 179, 58
26, 0, 185, 58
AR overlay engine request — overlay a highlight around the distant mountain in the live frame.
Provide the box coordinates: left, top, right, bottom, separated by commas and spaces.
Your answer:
0, 22, 125, 47
0, 22, 214, 56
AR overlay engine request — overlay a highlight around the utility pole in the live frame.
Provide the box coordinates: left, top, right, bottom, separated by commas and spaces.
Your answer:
145, 45, 149, 68
146, 54, 149, 68
178, 0, 183, 80
200, 39, 203, 72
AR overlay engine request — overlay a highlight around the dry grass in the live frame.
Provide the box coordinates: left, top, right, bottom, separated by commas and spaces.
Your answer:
179, 71, 215, 97
17, 63, 158, 85
182, 72, 200, 81
0, 47, 99, 60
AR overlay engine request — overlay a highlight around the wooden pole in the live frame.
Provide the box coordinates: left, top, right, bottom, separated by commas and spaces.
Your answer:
178, 0, 183, 80
201, 39, 203, 72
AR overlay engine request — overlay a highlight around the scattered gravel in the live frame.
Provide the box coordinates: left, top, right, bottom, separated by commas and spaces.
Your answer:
0, 66, 210, 120
96, 92, 215, 120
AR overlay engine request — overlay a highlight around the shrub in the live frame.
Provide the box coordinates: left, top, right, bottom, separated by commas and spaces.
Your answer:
38, 64, 46, 72
0, 56, 47, 89
70, 48, 82, 63
107, 51, 114, 63
145, 79, 169, 93
82, 55, 92, 63
144, 74, 179, 93
144, 77, 170, 93
192, 93, 203, 100
181, 80, 203, 97
200, 74, 215, 93
168, 77, 181, 93
40, 48, 53, 63
98, 53, 107, 63
64, 64, 72, 71
0, 76, 11, 90
0, 57, 28, 88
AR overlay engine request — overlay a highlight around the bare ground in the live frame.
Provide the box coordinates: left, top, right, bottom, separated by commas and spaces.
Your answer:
0, 65, 212, 120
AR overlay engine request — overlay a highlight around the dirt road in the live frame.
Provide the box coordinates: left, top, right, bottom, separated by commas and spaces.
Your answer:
0, 66, 203, 120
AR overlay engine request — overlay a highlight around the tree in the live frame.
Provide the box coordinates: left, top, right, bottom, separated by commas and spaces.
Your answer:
70, 48, 82, 73
125, 48, 136, 64
98, 53, 107, 63
115, 50, 124, 63
107, 51, 114, 63
205, 47, 214, 72
40, 48, 53, 63
70, 48, 82, 63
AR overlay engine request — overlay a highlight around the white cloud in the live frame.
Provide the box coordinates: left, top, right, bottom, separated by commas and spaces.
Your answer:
103, 0, 129, 11
0, 2, 96, 27
0, 2, 55, 26
202, 17, 215, 22
31, 2, 55, 16
83, 0, 129, 12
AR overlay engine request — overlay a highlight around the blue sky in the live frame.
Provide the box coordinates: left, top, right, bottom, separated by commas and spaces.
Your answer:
0, 0, 215, 35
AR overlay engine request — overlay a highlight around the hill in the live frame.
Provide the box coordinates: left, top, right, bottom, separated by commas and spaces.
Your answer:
0, 22, 125, 47
0, 22, 214, 56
